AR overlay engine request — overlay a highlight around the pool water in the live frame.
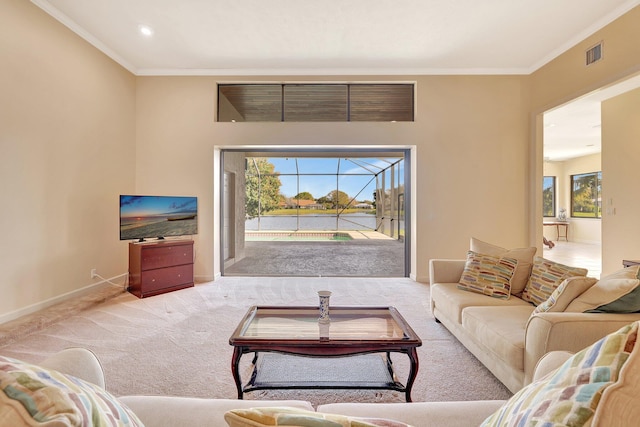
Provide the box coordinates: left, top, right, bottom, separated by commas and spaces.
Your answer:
246, 232, 353, 242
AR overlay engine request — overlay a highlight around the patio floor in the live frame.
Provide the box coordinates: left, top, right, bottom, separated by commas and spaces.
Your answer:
224, 235, 406, 277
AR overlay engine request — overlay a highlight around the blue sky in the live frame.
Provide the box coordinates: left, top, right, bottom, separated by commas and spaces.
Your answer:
264, 157, 403, 201
120, 195, 197, 217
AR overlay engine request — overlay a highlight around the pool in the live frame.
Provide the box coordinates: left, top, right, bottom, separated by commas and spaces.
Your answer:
245, 232, 353, 242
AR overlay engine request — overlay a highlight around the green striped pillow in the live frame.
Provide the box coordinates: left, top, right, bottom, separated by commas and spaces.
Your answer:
522, 257, 588, 306
457, 251, 518, 299
481, 321, 638, 427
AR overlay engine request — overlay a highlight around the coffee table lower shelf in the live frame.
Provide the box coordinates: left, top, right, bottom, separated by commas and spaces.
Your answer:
242, 352, 406, 395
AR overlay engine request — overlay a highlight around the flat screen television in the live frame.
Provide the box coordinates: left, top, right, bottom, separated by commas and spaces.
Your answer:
120, 195, 198, 241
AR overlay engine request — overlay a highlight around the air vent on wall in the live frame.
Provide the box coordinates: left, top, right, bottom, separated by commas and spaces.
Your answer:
586, 42, 603, 66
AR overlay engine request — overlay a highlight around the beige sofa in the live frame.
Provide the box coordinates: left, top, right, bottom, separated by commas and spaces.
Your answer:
35, 347, 573, 427
429, 258, 640, 393
4, 339, 640, 426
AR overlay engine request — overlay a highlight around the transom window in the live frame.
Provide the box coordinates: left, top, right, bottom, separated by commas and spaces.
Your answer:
217, 83, 414, 122
571, 171, 602, 218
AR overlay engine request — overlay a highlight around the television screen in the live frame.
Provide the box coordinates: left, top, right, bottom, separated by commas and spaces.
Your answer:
120, 195, 198, 241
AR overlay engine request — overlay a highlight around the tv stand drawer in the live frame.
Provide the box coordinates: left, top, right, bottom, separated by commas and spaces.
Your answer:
128, 240, 194, 298
140, 244, 194, 270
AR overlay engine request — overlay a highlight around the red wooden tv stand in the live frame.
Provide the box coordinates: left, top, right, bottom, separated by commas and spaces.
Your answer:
128, 239, 194, 298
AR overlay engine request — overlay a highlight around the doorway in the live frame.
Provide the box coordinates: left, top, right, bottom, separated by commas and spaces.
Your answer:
541, 74, 640, 277
219, 147, 411, 277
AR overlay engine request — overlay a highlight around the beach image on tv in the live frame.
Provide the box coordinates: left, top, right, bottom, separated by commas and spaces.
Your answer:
120, 195, 198, 240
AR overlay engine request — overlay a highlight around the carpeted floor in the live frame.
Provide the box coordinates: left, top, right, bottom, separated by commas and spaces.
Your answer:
0, 277, 512, 407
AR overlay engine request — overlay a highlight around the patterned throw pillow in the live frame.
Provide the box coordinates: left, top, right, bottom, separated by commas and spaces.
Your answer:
469, 238, 536, 295
457, 250, 518, 299
532, 276, 598, 314
481, 321, 638, 427
224, 407, 412, 427
521, 257, 588, 306
565, 266, 640, 313
0, 356, 144, 427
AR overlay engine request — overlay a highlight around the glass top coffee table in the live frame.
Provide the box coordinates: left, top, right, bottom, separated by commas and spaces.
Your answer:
229, 305, 422, 402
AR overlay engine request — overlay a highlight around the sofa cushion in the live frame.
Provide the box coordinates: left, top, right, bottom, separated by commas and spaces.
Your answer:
431, 283, 531, 324
521, 257, 588, 306
532, 276, 598, 314
480, 321, 638, 427
458, 251, 518, 299
224, 407, 412, 427
565, 266, 640, 313
470, 237, 536, 295
0, 355, 144, 427
120, 396, 315, 427
462, 306, 534, 371
317, 401, 507, 427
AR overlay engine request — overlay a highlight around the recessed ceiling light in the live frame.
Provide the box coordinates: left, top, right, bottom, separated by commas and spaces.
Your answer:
138, 25, 154, 37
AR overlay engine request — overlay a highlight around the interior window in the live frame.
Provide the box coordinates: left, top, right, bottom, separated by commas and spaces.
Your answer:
570, 172, 602, 218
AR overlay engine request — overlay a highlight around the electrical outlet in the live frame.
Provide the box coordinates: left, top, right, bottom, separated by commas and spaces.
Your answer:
91, 268, 97, 279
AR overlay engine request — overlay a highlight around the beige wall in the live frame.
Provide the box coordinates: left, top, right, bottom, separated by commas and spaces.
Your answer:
1, 0, 639, 321
530, 7, 640, 112
530, 5, 640, 272
135, 75, 531, 281
601, 87, 640, 274
0, 0, 136, 321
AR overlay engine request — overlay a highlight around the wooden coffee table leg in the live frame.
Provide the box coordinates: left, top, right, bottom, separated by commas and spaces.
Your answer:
405, 347, 419, 402
231, 346, 244, 399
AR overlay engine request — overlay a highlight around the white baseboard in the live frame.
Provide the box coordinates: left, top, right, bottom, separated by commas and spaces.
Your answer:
0, 273, 127, 325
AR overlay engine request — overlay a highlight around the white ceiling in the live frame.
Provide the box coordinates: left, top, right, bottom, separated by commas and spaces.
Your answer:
32, 0, 640, 161
33, 0, 638, 76
544, 74, 640, 161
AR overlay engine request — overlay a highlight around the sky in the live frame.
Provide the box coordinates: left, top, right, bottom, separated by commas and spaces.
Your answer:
120, 195, 197, 217
258, 157, 403, 201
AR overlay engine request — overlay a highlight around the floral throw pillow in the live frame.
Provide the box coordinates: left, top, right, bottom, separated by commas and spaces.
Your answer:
457, 250, 518, 299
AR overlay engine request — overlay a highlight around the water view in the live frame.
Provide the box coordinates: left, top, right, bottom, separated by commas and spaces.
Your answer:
246, 213, 378, 231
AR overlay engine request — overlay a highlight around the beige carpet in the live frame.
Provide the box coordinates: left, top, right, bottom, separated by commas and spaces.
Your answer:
0, 277, 512, 407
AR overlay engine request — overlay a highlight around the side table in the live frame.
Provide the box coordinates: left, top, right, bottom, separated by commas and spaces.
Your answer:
543, 221, 569, 241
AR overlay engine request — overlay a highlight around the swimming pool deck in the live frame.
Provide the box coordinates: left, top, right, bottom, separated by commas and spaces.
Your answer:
245, 230, 395, 241
225, 230, 405, 277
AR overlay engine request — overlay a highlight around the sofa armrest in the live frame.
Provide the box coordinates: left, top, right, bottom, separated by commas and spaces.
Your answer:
531, 351, 574, 382
119, 396, 313, 427
317, 400, 506, 427
40, 347, 106, 389
429, 259, 466, 286
523, 312, 640, 384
